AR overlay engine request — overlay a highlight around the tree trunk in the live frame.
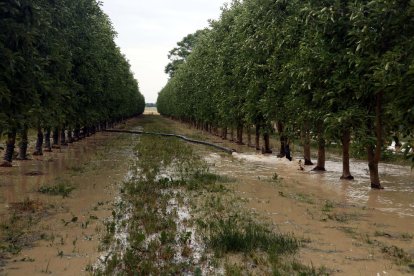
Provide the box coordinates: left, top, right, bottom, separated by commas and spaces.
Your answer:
236, 125, 244, 145
255, 125, 260, 150
340, 129, 354, 180
84, 127, 90, 137
313, 129, 326, 171
33, 127, 44, 156
247, 126, 252, 147
74, 126, 80, 141
262, 132, 272, 154
44, 128, 52, 152
285, 139, 292, 161
301, 125, 313, 165
368, 91, 384, 189
1, 130, 16, 167
230, 128, 234, 142
277, 122, 286, 157
367, 145, 381, 189
52, 128, 60, 149
17, 126, 29, 160
67, 129, 74, 143
221, 127, 227, 140
61, 128, 67, 146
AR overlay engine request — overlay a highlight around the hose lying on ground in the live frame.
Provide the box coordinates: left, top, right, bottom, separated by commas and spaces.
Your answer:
103, 129, 235, 154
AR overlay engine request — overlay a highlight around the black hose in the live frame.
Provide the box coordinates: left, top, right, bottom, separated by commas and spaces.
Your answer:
103, 129, 235, 154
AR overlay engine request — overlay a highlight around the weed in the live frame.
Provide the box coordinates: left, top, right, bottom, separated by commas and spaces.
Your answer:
0, 200, 47, 259
41, 259, 52, 274
338, 227, 357, 236
401, 233, 413, 240
327, 212, 359, 223
94, 116, 327, 275
381, 245, 412, 265
322, 200, 335, 212
293, 193, 314, 204
39, 179, 75, 198
224, 262, 243, 275
68, 165, 85, 174
209, 216, 299, 256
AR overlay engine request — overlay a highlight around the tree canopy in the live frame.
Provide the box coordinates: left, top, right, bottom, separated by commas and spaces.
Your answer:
0, 0, 145, 136
157, 0, 414, 188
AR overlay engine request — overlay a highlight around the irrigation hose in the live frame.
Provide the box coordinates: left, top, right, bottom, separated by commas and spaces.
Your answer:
103, 129, 235, 154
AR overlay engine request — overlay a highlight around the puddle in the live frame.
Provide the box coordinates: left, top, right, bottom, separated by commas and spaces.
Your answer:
224, 152, 414, 218
0, 120, 142, 275
203, 151, 414, 275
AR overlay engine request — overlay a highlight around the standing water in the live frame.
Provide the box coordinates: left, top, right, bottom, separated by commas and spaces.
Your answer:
206, 152, 414, 218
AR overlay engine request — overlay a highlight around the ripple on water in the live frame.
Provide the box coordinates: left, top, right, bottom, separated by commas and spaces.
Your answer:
207, 152, 414, 217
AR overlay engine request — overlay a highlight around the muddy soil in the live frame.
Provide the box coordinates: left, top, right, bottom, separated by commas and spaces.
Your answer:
156, 116, 414, 275
203, 152, 414, 275
0, 119, 142, 275
1, 113, 413, 275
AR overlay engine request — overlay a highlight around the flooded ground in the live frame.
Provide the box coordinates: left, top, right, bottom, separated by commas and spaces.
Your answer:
1, 114, 413, 275
0, 120, 142, 275
230, 153, 414, 218
201, 150, 414, 275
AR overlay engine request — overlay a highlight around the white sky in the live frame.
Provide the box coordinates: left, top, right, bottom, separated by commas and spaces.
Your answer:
101, 0, 229, 103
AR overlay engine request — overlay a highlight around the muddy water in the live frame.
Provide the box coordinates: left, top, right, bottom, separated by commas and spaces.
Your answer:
230, 153, 414, 218
0, 135, 103, 213
0, 120, 141, 275
204, 151, 414, 275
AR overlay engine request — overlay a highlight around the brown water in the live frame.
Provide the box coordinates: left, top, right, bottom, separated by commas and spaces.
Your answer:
0, 121, 141, 275
0, 135, 100, 212
1, 115, 413, 275
204, 151, 414, 275
229, 153, 414, 218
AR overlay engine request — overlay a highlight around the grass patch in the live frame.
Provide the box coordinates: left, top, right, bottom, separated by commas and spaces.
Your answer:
338, 226, 357, 236
0, 199, 51, 261
292, 193, 314, 204
209, 216, 299, 256
38, 179, 75, 198
322, 200, 335, 212
94, 115, 327, 275
381, 245, 413, 265
326, 212, 359, 223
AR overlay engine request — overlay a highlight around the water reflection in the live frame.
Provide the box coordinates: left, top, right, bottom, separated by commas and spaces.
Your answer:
0, 134, 110, 215
206, 152, 414, 218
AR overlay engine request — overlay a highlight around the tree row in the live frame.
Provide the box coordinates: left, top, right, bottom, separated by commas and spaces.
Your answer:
0, 0, 145, 166
157, 0, 414, 189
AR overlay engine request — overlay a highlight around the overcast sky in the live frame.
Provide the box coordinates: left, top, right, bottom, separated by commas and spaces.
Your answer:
101, 0, 229, 103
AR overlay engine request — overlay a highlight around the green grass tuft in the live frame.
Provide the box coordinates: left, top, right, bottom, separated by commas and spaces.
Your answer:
38, 180, 75, 198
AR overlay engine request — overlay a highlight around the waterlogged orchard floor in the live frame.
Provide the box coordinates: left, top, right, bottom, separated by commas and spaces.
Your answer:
0, 114, 413, 275
0, 119, 142, 275
111, 115, 413, 275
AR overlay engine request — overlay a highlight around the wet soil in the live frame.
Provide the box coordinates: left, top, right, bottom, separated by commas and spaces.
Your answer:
159, 116, 414, 275
1, 114, 413, 275
203, 152, 414, 275
0, 119, 142, 275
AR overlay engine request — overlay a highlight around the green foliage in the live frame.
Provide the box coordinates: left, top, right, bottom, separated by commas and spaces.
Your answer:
157, 0, 414, 169
209, 216, 299, 255
38, 179, 75, 198
165, 30, 207, 78
0, 0, 145, 136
